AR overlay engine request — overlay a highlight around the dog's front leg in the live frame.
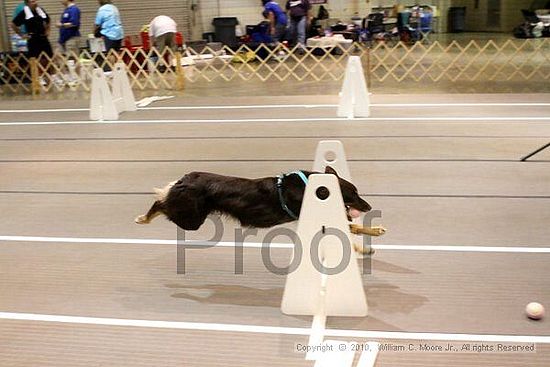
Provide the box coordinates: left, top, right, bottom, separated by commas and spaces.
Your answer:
349, 224, 386, 236
349, 224, 386, 255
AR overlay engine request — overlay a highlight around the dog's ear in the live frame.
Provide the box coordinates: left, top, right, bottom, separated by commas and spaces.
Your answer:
324, 166, 339, 176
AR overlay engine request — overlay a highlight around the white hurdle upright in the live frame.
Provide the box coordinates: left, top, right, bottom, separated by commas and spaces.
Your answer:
89, 63, 136, 121
112, 62, 137, 114
337, 56, 370, 119
281, 174, 368, 362
281, 140, 380, 366
89, 68, 118, 121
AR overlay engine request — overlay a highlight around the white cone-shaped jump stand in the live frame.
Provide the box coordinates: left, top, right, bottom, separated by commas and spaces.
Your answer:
112, 62, 136, 113
89, 68, 118, 121
313, 140, 353, 181
337, 56, 370, 119
281, 174, 368, 315
281, 174, 367, 360
305, 143, 378, 367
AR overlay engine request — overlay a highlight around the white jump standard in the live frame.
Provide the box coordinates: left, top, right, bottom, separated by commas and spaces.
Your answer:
281, 174, 381, 366
337, 56, 370, 119
89, 62, 136, 121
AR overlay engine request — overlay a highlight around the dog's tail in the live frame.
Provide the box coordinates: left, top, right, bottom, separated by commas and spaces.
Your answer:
153, 180, 177, 202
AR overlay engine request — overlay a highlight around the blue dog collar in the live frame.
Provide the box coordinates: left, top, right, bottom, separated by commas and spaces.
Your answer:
288, 170, 309, 186
276, 171, 309, 220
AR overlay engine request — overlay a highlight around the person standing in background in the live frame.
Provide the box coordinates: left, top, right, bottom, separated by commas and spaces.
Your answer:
57, 0, 80, 55
94, 0, 124, 51
12, 0, 52, 58
285, 0, 311, 50
261, 0, 287, 44
55, 0, 81, 85
12, 0, 53, 86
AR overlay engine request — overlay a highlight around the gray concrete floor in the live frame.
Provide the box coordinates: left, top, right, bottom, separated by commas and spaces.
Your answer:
3, 75, 549, 102
0, 93, 549, 366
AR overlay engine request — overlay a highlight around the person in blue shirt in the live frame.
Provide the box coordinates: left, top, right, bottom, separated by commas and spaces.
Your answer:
56, 0, 80, 55
52, 0, 81, 85
261, 0, 287, 43
94, 0, 124, 51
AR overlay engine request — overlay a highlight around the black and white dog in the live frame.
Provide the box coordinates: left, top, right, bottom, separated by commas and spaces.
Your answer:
136, 167, 385, 251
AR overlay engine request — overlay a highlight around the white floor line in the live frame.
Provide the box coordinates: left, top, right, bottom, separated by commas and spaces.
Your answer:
1, 116, 550, 127
143, 102, 550, 109
373, 103, 550, 107
378, 244, 550, 253
143, 104, 331, 110
0, 108, 89, 113
1, 235, 550, 253
0, 312, 548, 343
1, 102, 550, 114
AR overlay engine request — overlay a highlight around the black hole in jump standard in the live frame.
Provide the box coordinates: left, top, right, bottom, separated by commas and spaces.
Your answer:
316, 186, 330, 200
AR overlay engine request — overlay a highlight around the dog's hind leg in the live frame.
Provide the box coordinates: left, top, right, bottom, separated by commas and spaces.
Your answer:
135, 181, 176, 224
170, 208, 208, 231
135, 200, 164, 224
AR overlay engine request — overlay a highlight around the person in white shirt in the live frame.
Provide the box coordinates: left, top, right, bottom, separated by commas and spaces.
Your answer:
149, 15, 177, 51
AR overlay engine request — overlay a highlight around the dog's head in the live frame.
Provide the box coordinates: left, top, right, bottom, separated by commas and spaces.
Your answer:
324, 166, 372, 217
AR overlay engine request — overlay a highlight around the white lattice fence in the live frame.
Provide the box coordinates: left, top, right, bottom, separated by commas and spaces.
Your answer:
369, 39, 550, 82
181, 43, 365, 82
1, 39, 549, 94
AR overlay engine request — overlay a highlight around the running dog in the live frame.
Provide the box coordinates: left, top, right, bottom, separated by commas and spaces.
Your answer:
135, 167, 385, 252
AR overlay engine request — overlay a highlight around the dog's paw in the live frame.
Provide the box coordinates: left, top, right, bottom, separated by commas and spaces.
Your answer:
370, 226, 386, 236
135, 215, 149, 224
353, 242, 375, 255
349, 224, 387, 236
